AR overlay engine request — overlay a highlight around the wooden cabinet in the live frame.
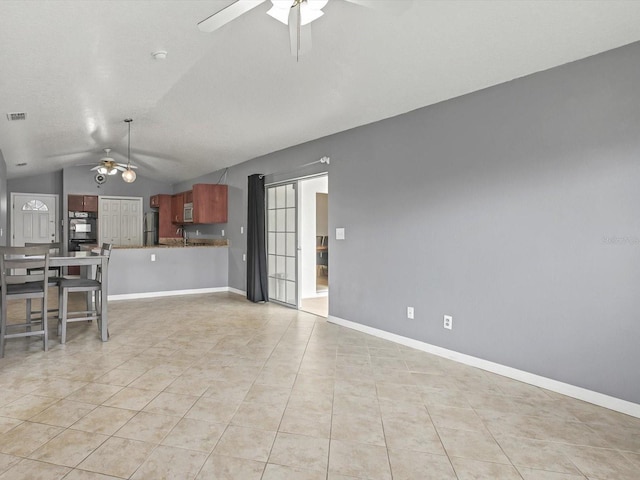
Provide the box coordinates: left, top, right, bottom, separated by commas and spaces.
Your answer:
192, 184, 228, 224
161, 184, 227, 225
152, 194, 179, 238
68, 195, 98, 212
171, 193, 185, 224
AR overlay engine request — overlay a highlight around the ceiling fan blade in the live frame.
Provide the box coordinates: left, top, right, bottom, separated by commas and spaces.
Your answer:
115, 163, 138, 169
289, 4, 312, 57
198, 0, 267, 32
90, 165, 101, 171
344, 0, 413, 14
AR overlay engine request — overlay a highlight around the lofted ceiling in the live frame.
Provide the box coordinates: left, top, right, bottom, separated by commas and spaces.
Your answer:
2, 0, 640, 184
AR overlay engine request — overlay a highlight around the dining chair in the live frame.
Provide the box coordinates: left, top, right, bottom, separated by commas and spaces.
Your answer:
25, 242, 62, 277
25, 242, 62, 322
0, 245, 51, 358
57, 243, 112, 344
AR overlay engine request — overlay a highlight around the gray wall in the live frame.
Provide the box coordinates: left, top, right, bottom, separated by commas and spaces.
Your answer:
179, 42, 640, 404
8, 170, 63, 196
0, 152, 6, 246
62, 166, 172, 213
108, 246, 228, 296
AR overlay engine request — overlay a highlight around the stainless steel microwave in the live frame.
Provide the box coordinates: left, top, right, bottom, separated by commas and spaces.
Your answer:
183, 202, 193, 222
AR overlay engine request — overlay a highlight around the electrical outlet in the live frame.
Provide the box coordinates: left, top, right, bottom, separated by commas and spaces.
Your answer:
150, 254, 156, 262
221, 229, 225, 236
241, 226, 244, 234
444, 315, 453, 330
242, 253, 246, 262
407, 306, 414, 319
196, 230, 200, 236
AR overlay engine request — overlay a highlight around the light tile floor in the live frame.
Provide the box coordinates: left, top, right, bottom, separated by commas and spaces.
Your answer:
0, 292, 639, 479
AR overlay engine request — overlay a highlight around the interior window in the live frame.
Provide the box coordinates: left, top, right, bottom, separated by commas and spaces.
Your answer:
22, 200, 49, 211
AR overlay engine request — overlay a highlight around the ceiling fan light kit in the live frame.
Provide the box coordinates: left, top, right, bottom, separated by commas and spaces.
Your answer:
267, 0, 327, 26
122, 168, 137, 183
86, 120, 138, 183
198, 0, 337, 58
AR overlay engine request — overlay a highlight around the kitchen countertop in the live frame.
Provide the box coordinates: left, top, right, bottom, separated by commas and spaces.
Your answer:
113, 239, 229, 249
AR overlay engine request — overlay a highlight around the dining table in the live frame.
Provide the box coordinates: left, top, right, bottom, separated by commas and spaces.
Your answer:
49, 251, 109, 341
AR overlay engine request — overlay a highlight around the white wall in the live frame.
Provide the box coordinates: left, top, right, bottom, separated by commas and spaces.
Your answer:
299, 175, 328, 299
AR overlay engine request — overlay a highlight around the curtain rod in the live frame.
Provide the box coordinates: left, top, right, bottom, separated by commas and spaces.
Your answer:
259, 156, 330, 179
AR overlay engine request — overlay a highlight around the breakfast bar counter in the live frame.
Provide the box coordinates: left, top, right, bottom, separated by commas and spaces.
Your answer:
107, 242, 229, 298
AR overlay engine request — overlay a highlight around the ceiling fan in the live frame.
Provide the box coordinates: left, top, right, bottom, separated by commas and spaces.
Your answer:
90, 148, 137, 176
198, 0, 410, 58
88, 119, 137, 183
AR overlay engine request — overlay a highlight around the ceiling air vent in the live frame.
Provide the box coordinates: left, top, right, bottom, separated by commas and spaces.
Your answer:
6, 112, 26, 121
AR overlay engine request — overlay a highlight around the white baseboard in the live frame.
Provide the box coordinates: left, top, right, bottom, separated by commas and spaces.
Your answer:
109, 287, 230, 301
328, 315, 640, 419
227, 287, 246, 296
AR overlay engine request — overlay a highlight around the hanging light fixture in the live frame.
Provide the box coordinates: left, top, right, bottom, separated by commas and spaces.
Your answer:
122, 118, 137, 183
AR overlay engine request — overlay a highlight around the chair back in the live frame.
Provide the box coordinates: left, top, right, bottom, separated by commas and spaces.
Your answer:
100, 243, 113, 258
25, 242, 61, 253
0, 246, 50, 290
95, 243, 112, 283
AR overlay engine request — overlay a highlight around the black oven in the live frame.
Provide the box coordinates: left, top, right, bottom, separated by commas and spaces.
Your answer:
69, 212, 97, 251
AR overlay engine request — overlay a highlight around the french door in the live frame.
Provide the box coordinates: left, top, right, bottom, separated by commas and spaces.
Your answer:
266, 182, 298, 307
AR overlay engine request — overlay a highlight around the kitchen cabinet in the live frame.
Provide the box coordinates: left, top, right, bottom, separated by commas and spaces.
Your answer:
68, 195, 98, 212
171, 193, 185, 224
152, 194, 179, 238
163, 184, 227, 225
192, 184, 227, 224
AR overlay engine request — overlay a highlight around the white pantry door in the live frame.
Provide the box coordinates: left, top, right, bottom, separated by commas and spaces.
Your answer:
11, 193, 59, 246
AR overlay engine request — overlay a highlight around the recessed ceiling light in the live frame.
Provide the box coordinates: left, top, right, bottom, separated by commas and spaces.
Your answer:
16, 162, 27, 167
7, 112, 26, 121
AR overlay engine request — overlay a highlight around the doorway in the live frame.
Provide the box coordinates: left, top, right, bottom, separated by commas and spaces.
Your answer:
10, 193, 59, 246
298, 176, 328, 317
266, 174, 329, 317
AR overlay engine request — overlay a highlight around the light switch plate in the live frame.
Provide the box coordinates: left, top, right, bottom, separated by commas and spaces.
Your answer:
241, 226, 244, 234
336, 227, 345, 240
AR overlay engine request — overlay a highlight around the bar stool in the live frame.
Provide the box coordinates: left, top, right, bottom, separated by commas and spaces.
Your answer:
25, 242, 62, 322
0, 245, 50, 357
57, 243, 112, 344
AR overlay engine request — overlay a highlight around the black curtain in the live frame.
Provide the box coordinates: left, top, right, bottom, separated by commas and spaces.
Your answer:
246, 174, 268, 302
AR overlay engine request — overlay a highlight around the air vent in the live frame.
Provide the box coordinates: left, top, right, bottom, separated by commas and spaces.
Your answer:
6, 112, 26, 121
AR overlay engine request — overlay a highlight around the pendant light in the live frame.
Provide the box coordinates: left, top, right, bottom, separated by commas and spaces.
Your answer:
122, 118, 137, 183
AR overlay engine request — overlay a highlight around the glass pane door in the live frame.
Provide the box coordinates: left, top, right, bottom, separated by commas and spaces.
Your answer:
266, 182, 298, 307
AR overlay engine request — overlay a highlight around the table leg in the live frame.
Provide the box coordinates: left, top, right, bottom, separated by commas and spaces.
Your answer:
100, 257, 108, 341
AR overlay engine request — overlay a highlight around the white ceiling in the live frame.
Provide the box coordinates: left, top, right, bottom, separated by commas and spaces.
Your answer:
2, 0, 640, 183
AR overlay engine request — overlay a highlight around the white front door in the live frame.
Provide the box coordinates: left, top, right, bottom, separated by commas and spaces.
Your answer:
11, 193, 59, 246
